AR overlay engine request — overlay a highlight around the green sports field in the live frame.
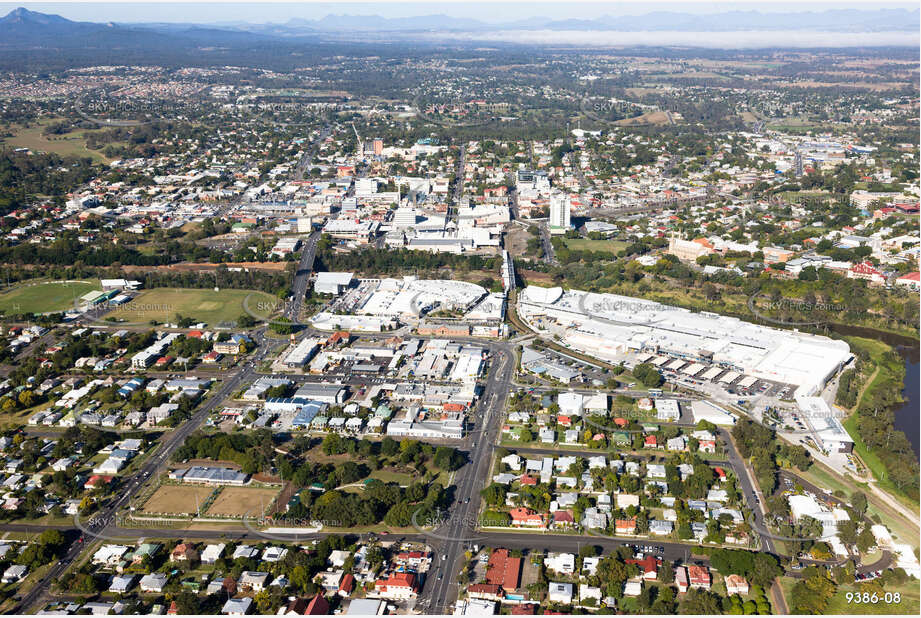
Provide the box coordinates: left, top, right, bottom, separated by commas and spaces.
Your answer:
0, 280, 101, 315
101, 287, 279, 327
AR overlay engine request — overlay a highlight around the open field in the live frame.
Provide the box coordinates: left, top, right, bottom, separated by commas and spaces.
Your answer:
776, 80, 908, 92
142, 485, 215, 515
739, 111, 759, 123
518, 270, 554, 286
1, 121, 116, 163
561, 238, 628, 253
102, 287, 278, 326
368, 468, 415, 486
205, 487, 279, 517
616, 110, 671, 126
0, 280, 100, 315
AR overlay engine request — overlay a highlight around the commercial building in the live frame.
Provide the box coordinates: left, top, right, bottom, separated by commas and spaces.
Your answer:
283, 337, 321, 368
293, 383, 348, 404
518, 286, 851, 397
170, 466, 249, 486
549, 191, 571, 234
690, 401, 736, 426
314, 272, 355, 296
788, 493, 850, 537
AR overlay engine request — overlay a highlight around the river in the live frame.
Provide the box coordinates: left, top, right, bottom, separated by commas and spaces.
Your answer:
829, 323, 920, 456
894, 345, 920, 456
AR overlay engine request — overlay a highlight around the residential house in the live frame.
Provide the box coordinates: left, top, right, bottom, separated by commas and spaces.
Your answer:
139, 572, 169, 593
725, 574, 749, 596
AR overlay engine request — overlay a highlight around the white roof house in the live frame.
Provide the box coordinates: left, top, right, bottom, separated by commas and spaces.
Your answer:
139, 572, 168, 592
655, 398, 681, 421
222, 597, 253, 615
548, 582, 574, 605
545, 552, 576, 575
201, 543, 226, 564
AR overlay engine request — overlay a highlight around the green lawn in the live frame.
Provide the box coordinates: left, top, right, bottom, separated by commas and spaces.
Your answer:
0, 279, 100, 315
101, 287, 278, 327
823, 581, 920, 615
1, 121, 116, 163
561, 238, 628, 253
369, 469, 415, 486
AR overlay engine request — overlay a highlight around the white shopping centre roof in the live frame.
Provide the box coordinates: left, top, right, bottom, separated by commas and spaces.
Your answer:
682, 363, 706, 376
737, 376, 758, 389
518, 287, 852, 396
701, 367, 723, 381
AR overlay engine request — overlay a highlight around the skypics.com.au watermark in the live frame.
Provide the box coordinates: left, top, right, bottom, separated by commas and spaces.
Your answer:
411, 507, 486, 543
75, 97, 204, 127
80, 298, 177, 328
747, 292, 848, 328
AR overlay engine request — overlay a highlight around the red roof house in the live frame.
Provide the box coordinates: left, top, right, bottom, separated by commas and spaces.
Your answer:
338, 572, 355, 597
486, 548, 522, 592
626, 554, 661, 580
374, 572, 418, 599
305, 594, 330, 615
615, 518, 637, 535
509, 507, 544, 528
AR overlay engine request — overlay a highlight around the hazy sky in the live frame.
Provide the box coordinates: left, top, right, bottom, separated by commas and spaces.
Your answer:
1, 0, 918, 24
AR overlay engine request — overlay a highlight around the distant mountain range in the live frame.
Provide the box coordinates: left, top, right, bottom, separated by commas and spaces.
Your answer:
0, 6, 918, 55
0, 7, 270, 49
260, 8, 921, 33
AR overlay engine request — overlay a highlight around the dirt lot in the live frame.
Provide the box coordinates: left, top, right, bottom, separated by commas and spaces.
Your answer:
519, 269, 554, 285
143, 485, 215, 515
616, 110, 671, 126
504, 223, 537, 258
205, 487, 280, 517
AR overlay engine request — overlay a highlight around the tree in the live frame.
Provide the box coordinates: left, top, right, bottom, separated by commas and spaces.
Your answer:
679, 589, 723, 614
237, 314, 256, 328
18, 390, 34, 408
433, 446, 464, 471
381, 437, 399, 457
659, 561, 675, 584
270, 317, 295, 335
174, 591, 201, 614
850, 491, 868, 517
254, 590, 274, 615
480, 483, 507, 508
856, 526, 876, 554
632, 363, 663, 388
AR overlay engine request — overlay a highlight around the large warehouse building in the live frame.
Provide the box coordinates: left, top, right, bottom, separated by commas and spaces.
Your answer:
518, 286, 852, 397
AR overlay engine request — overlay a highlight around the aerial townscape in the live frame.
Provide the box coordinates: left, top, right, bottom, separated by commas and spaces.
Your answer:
0, 0, 918, 615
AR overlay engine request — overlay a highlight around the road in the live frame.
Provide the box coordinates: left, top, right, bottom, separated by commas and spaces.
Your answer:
418, 343, 516, 613
568, 151, 590, 192
537, 221, 558, 265
286, 231, 321, 322
293, 126, 332, 182
446, 142, 466, 223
